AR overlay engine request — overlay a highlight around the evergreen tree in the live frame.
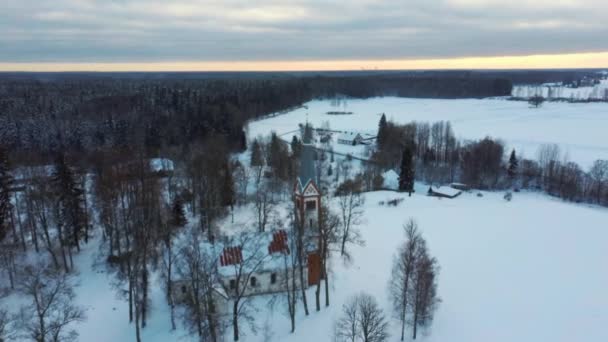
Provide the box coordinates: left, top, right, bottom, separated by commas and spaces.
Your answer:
221, 162, 236, 208
399, 148, 415, 196
291, 135, 302, 158
377, 113, 388, 148
170, 197, 187, 228
508, 149, 518, 180
268, 133, 290, 181
0, 146, 13, 242
52, 154, 86, 251
238, 129, 247, 152
250, 139, 264, 167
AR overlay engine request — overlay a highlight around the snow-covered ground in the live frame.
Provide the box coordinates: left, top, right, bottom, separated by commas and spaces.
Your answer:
31, 188, 604, 342
248, 97, 608, 168
5, 96, 608, 342
254, 189, 608, 342
512, 79, 608, 101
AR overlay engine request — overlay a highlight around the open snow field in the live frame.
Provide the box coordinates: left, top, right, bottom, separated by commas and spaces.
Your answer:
6, 97, 608, 342
53, 189, 608, 342
248, 97, 608, 168
253, 189, 608, 342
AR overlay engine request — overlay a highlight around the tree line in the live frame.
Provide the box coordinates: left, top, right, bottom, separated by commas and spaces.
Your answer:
0, 74, 511, 163
375, 114, 608, 206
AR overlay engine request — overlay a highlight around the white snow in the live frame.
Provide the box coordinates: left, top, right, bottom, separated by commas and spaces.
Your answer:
248, 97, 608, 168
149, 158, 174, 172
253, 190, 608, 342
5, 97, 608, 342
382, 169, 399, 190
5, 188, 604, 342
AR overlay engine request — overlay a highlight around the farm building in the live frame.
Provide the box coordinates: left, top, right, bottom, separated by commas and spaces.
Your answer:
450, 183, 471, 191
337, 132, 363, 145
427, 186, 462, 199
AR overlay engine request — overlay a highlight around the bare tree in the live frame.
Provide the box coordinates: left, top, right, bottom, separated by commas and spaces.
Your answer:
0, 305, 17, 342
17, 263, 85, 342
334, 293, 389, 342
281, 215, 300, 333
161, 196, 187, 331
334, 295, 359, 342
254, 182, 274, 233
528, 95, 545, 108
389, 219, 421, 341
317, 204, 340, 309
589, 160, 608, 204
177, 227, 222, 342
409, 243, 440, 340
293, 199, 310, 316
0, 242, 18, 290
336, 180, 365, 260
232, 161, 250, 205
219, 232, 272, 341
537, 144, 561, 192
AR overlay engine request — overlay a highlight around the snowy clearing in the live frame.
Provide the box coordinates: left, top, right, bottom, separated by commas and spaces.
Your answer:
254, 189, 608, 342
248, 97, 608, 168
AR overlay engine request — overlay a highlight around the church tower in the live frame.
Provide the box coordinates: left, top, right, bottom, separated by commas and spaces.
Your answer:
294, 132, 321, 231
293, 128, 322, 286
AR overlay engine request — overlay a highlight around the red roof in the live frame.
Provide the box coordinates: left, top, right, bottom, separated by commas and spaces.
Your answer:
268, 230, 289, 254
220, 246, 243, 266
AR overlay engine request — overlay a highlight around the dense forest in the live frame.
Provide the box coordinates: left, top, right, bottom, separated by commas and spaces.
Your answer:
0, 74, 511, 163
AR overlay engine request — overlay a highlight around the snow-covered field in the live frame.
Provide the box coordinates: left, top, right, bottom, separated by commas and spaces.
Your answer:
248, 97, 608, 168
259, 189, 608, 342
36, 188, 608, 342
5, 96, 608, 342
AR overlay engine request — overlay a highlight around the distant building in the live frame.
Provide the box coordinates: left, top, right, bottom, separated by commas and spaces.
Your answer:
427, 186, 462, 199
450, 183, 471, 191
337, 132, 363, 146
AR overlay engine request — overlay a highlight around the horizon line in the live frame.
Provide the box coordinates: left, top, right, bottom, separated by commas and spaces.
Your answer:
1, 51, 607, 72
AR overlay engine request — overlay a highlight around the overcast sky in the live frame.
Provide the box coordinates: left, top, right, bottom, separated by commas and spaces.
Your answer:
2, 0, 608, 69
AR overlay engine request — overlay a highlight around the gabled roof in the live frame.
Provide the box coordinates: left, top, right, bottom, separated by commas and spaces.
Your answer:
216, 230, 291, 275
220, 246, 243, 266
337, 132, 362, 141
268, 230, 289, 254
297, 144, 317, 192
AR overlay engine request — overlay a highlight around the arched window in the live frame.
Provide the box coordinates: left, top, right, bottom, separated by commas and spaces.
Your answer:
250, 276, 258, 287
229, 279, 236, 289
270, 273, 277, 285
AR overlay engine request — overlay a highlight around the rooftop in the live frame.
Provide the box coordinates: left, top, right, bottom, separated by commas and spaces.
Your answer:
297, 144, 317, 191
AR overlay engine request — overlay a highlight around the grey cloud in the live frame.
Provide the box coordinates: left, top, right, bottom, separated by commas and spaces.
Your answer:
1, 0, 607, 62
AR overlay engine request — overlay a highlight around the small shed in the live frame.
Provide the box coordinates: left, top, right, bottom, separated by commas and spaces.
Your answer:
450, 183, 471, 191
337, 132, 363, 146
427, 186, 462, 199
